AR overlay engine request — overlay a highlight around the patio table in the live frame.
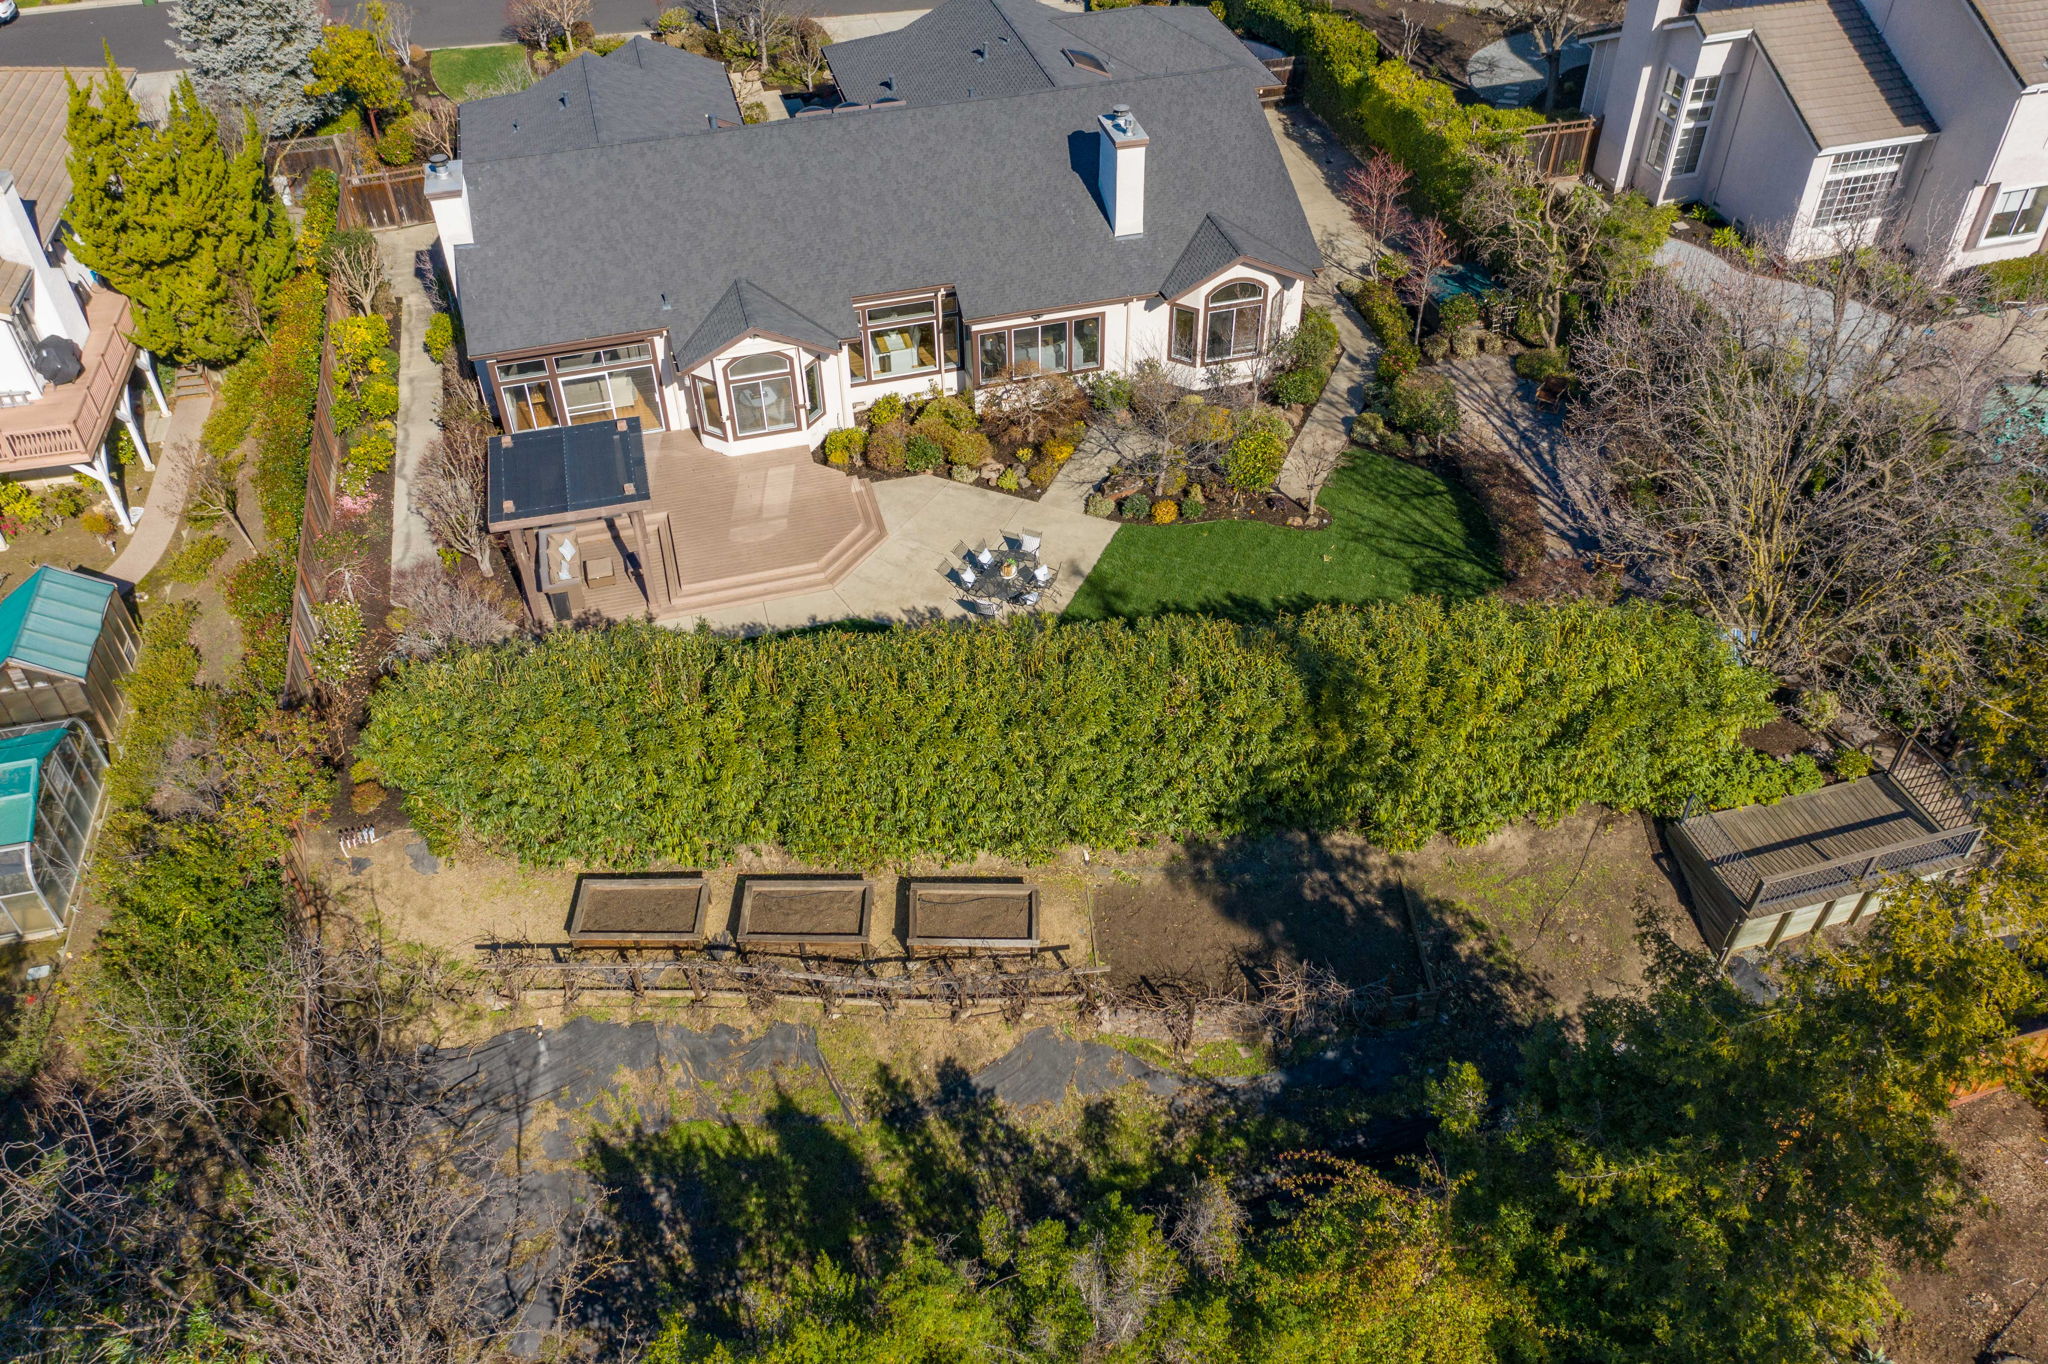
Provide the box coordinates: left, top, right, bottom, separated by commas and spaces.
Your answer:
964, 549, 1047, 606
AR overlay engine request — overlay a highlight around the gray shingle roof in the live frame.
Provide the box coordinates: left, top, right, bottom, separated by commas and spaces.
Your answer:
1695, 0, 1936, 149
673, 279, 842, 371
1160, 213, 1310, 299
1962, 0, 2048, 85
454, 53, 1320, 359
824, 0, 1270, 106
460, 37, 741, 163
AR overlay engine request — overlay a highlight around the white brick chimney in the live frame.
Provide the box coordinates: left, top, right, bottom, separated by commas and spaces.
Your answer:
1096, 104, 1148, 239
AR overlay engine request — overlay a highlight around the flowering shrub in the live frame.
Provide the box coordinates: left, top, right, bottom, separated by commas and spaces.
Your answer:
1152, 499, 1180, 525
822, 427, 867, 465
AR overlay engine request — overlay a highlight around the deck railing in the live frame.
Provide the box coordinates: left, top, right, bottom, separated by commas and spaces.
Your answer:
1521, 117, 1599, 179
0, 292, 137, 467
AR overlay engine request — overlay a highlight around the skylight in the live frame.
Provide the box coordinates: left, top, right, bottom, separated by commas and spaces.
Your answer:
1063, 48, 1111, 76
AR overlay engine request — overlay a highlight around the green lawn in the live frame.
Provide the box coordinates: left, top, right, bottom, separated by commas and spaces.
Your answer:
429, 45, 531, 101
1063, 449, 1504, 621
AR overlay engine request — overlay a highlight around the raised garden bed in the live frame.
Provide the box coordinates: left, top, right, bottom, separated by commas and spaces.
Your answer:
567, 874, 708, 946
737, 878, 873, 945
906, 881, 1040, 950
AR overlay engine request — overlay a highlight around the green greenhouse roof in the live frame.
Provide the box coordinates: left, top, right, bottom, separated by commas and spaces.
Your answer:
0, 725, 67, 847
0, 566, 115, 681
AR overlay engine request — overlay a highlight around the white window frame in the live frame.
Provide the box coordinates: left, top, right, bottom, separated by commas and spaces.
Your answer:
1812, 143, 1912, 229
1644, 68, 1719, 178
1983, 185, 2048, 243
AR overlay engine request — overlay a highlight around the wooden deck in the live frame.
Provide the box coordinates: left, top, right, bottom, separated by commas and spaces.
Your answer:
1670, 767, 1981, 955
528, 431, 886, 621
0, 290, 136, 469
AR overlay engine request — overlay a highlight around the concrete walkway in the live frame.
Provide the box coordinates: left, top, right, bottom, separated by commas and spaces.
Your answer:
686, 475, 1117, 634
106, 388, 214, 586
1265, 105, 1382, 504
381, 224, 444, 575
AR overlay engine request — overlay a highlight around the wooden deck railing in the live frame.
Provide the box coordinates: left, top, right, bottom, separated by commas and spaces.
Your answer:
0, 291, 137, 467
1521, 117, 1599, 179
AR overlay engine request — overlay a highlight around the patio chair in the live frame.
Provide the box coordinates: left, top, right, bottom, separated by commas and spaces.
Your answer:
1021, 591, 1041, 607
1019, 528, 1043, 555
1031, 564, 1054, 586
958, 565, 977, 587
966, 598, 1002, 617
975, 546, 995, 568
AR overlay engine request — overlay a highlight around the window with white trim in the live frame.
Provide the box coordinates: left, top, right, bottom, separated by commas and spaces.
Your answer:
1644, 69, 1720, 177
1813, 144, 1911, 228
725, 353, 798, 437
1985, 185, 2048, 242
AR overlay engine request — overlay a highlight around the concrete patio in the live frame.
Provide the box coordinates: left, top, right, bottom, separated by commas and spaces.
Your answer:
682, 474, 1118, 635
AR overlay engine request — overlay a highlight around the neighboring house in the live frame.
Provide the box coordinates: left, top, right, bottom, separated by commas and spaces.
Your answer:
0, 67, 161, 533
0, 565, 140, 739
1581, 0, 2048, 270
428, 0, 1318, 622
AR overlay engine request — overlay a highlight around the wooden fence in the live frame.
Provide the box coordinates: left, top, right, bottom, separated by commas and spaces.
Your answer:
339, 167, 431, 230
283, 278, 353, 699
1522, 117, 1600, 179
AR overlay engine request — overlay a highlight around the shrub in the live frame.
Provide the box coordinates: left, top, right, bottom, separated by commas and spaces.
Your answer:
1353, 411, 1392, 450
79, 509, 115, 538
202, 361, 262, 462
997, 466, 1023, 492
950, 462, 980, 483
866, 420, 909, 471
425, 311, 455, 364
1028, 457, 1062, 489
1040, 437, 1077, 463
252, 272, 328, 547
1224, 426, 1289, 493
1271, 366, 1328, 406
1089, 371, 1134, 412
1513, 347, 1573, 383
918, 394, 979, 430
350, 779, 388, 815
1182, 488, 1205, 519
1346, 279, 1421, 373
1437, 294, 1481, 332
741, 102, 769, 124
1284, 306, 1342, 373
1387, 371, 1460, 443
1119, 492, 1152, 520
1085, 493, 1117, 517
0, 481, 48, 531
1831, 748, 1874, 781
865, 393, 906, 427
904, 431, 947, 473
358, 599, 1780, 865
159, 533, 230, 584
375, 112, 420, 165
950, 430, 994, 466
1421, 334, 1451, 364
48, 482, 92, 518
822, 427, 867, 465
1151, 499, 1180, 525
654, 5, 694, 32
1449, 329, 1479, 360
1983, 254, 2048, 304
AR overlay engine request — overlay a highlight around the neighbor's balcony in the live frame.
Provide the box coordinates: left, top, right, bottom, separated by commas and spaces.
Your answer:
0, 290, 136, 470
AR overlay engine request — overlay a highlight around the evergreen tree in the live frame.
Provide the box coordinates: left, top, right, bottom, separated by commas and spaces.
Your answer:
168, 0, 324, 134
306, 20, 408, 136
65, 65, 297, 366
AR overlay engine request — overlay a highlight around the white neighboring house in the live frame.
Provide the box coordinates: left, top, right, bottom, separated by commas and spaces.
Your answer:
1580, 0, 2048, 270
426, 0, 1319, 622
0, 67, 162, 536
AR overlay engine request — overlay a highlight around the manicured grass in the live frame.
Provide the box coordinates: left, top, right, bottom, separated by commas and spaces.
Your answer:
1063, 449, 1504, 621
429, 44, 531, 101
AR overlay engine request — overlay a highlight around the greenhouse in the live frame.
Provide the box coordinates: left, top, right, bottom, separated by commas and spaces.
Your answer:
0, 719, 107, 943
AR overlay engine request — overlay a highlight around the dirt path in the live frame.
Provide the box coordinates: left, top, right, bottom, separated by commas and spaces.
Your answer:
1437, 352, 1602, 555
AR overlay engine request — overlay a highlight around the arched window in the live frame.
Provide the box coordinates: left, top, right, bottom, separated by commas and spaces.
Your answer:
725, 353, 798, 437
1204, 280, 1265, 362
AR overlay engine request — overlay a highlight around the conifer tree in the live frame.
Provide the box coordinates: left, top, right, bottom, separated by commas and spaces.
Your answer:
169, 0, 324, 134
66, 63, 297, 366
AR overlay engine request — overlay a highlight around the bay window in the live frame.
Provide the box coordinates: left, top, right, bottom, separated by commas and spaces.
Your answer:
725, 353, 798, 437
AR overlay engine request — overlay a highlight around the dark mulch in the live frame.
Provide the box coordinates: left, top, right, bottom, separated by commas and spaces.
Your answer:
1742, 717, 1817, 758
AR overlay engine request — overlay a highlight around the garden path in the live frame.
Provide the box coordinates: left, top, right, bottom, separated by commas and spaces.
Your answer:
1437, 352, 1600, 555
381, 224, 444, 576
105, 388, 213, 586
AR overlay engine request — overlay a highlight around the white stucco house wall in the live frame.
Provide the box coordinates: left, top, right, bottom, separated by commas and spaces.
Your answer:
1581, 0, 2048, 271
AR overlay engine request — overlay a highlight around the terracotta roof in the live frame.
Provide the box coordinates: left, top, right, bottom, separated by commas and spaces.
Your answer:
1695, 0, 1936, 149
1962, 0, 2048, 85
0, 66, 132, 250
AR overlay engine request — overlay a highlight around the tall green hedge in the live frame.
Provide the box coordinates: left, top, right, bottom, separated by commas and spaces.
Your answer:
1213, 0, 1541, 216
358, 601, 1780, 867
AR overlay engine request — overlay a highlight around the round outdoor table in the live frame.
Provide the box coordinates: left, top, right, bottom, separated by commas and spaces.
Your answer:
964, 550, 1045, 605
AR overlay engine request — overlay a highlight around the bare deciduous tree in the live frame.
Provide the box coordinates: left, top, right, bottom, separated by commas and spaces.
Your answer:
373, 0, 417, 63
411, 95, 461, 161
179, 443, 256, 550
506, 0, 589, 51
1392, 7, 1425, 65
1294, 437, 1351, 518
1070, 1224, 1185, 1351
1566, 234, 2040, 720
326, 228, 386, 318
1342, 151, 1415, 280
1170, 1175, 1245, 1277
415, 423, 494, 579
1396, 216, 1456, 345
722, 0, 804, 71
1499, 0, 1611, 113
389, 565, 518, 660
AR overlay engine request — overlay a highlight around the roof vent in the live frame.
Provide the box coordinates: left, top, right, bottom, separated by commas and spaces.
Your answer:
1064, 48, 1111, 76
425, 152, 452, 179
974, 43, 988, 60
881, 73, 896, 90
559, 91, 570, 107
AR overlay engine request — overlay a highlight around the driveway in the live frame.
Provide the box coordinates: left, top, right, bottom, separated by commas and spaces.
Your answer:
684, 475, 1117, 635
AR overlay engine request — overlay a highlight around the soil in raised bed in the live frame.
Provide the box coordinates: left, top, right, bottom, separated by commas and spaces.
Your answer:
743, 885, 868, 939
575, 882, 705, 936
912, 888, 1034, 942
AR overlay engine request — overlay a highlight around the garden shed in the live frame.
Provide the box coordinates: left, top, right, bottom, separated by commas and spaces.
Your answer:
0, 566, 138, 737
0, 719, 107, 943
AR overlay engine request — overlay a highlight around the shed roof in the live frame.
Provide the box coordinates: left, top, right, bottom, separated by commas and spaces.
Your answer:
0, 567, 117, 682
0, 725, 68, 848
487, 417, 652, 529
1962, 0, 2048, 86
1695, 0, 1936, 149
